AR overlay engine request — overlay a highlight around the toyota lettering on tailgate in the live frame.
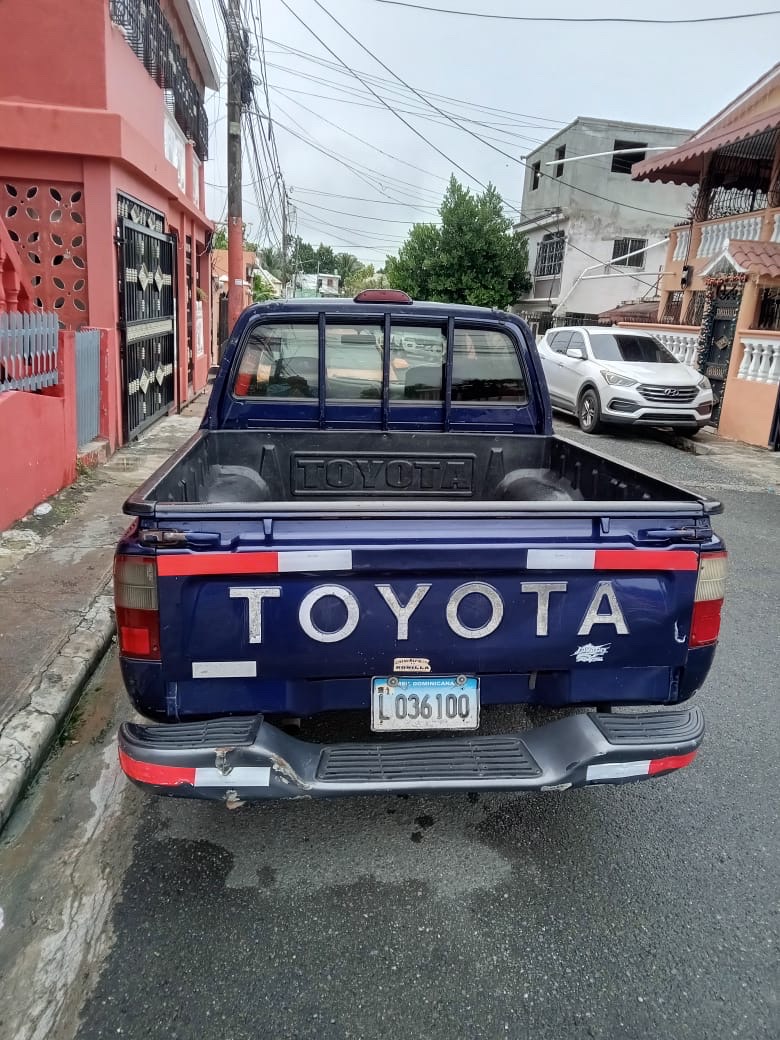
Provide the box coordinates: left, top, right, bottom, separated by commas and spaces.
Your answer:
228, 580, 629, 644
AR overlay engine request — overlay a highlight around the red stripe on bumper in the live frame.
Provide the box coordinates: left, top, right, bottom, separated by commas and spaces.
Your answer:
595, 549, 698, 571
157, 552, 280, 577
648, 750, 698, 775
119, 748, 196, 787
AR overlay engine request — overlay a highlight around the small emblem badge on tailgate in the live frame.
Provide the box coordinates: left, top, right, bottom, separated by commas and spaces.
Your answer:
393, 657, 432, 673
573, 643, 611, 663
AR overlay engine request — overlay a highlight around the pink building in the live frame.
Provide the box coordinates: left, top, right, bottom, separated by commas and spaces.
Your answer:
629, 64, 780, 450
0, 0, 218, 445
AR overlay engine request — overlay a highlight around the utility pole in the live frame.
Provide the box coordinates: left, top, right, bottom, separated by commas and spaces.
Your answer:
226, 0, 244, 331
281, 191, 288, 294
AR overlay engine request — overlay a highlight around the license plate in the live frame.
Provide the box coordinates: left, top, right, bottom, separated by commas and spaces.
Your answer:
371, 675, 480, 733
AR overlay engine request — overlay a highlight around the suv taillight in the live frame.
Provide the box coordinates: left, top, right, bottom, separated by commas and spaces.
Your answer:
690, 551, 727, 647
114, 554, 160, 659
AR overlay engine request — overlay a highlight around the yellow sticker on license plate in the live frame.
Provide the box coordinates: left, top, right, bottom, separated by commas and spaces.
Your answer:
371, 675, 480, 732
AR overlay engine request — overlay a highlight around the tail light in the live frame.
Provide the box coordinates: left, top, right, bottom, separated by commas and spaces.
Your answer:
690, 551, 727, 647
114, 554, 160, 659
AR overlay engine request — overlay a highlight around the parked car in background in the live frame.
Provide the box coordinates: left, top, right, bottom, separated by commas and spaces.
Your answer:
537, 327, 713, 434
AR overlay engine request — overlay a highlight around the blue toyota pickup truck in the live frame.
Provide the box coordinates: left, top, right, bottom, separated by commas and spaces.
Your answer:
115, 290, 727, 802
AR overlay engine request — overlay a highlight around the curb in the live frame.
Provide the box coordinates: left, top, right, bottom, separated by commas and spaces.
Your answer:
0, 586, 115, 832
668, 434, 717, 456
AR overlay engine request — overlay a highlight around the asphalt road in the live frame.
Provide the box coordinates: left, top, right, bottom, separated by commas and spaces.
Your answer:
0, 425, 778, 1040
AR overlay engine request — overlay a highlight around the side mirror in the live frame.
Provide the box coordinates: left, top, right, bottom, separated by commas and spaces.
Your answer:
566, 347, 586, 360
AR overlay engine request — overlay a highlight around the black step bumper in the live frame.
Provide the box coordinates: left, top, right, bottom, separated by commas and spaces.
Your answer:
118, 708, 704, 801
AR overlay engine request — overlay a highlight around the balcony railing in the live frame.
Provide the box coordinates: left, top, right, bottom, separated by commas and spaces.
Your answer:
672, 227, 690, 261
697, 213, 764, 257
110, 0, 209, 160
737, 335, 780, 385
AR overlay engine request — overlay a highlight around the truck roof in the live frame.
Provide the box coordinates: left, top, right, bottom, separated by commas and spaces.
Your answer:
242, 298, 519, 322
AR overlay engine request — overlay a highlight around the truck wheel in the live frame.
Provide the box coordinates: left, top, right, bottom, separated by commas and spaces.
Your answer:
578, 389, 602, 433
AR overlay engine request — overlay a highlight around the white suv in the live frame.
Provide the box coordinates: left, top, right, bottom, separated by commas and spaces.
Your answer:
537, 326, 714, 434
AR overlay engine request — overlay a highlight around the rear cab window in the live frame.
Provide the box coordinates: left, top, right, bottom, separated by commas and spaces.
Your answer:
231, 313, 529, 414
233, 323, 319, 398
452, 328, 527, 403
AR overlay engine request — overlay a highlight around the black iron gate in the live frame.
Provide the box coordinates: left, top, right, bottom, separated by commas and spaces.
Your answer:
185, 234, 193, 388
701, 287, 742, 426
117, 195, 177, 440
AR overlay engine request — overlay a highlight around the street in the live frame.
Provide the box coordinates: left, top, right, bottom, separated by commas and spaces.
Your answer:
0, 425, 777, 1040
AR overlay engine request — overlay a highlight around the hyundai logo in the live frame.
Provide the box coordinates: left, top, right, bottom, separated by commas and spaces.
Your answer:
663, 388, 680, 397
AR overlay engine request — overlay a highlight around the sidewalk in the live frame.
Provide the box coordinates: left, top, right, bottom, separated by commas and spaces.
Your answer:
0, 392, 209, 830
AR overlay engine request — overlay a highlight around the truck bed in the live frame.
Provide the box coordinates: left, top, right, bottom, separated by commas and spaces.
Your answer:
126, 429, 718, 516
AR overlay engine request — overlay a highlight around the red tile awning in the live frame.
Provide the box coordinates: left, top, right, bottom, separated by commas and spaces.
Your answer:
633, 105, 780, 185
598, 300, 660, 324
728, 240, 780, 278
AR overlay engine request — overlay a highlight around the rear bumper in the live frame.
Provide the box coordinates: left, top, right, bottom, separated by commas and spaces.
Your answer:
118, 707, 704, 801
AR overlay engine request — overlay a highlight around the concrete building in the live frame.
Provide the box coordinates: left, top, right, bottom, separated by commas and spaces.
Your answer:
292, 272, 341, 298
0, 0, 217, 445
628, 64, 780, 449
514, 118, 693, 335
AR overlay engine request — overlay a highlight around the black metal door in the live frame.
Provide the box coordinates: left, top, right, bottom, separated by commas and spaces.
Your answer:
117, 197, 177, 440
770, 386, 780, 451
185, 235, 193, 388
701, 287, 741, 426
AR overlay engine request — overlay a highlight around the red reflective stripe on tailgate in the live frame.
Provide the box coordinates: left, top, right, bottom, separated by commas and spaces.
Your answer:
119, 749, 196, 787
157, 552, 280, 577
595, 550, 698, 571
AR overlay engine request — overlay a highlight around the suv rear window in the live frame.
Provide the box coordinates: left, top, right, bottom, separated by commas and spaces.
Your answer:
589, 333, 678, 364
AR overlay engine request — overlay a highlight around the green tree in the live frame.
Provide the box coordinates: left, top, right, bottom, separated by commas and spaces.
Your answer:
334, 252, 361, 288
260, 246, 285, 280
315, 243, 336, 272
384, 176, 531, 310
212, 226, 228, 250
290, 239, 337, 275
252, 274, 275, 302
344, 262, 389, 297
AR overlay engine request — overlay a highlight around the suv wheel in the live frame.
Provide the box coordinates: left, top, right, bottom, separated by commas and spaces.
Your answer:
578, 388, 602, 433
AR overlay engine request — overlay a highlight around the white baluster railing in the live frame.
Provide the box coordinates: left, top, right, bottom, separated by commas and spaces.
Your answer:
672, 228, 690, 261
697, 214, 763, 257
653, 330, 699, 366
737, 341, 755, 379
737, 337, 780, 384
772, 213, 780, 244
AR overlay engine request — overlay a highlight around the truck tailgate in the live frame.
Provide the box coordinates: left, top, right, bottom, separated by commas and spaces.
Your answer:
151, 520, 704, 713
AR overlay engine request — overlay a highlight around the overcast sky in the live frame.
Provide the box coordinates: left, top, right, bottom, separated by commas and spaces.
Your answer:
200, 0, 780, 265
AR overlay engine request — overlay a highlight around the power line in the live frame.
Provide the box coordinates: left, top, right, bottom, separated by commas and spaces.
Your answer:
367, 1, 780, 25
271, 86, 453, 183
277, 0, 489, 192
294, 203, 418, 239
269, 80, 550, 149
263, 59, 556, 137
308, 0, 687, 220
291, 188, 439, 211
271, 105, 446, 203
291, 199, 426, 224
263, 36, 567, 125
